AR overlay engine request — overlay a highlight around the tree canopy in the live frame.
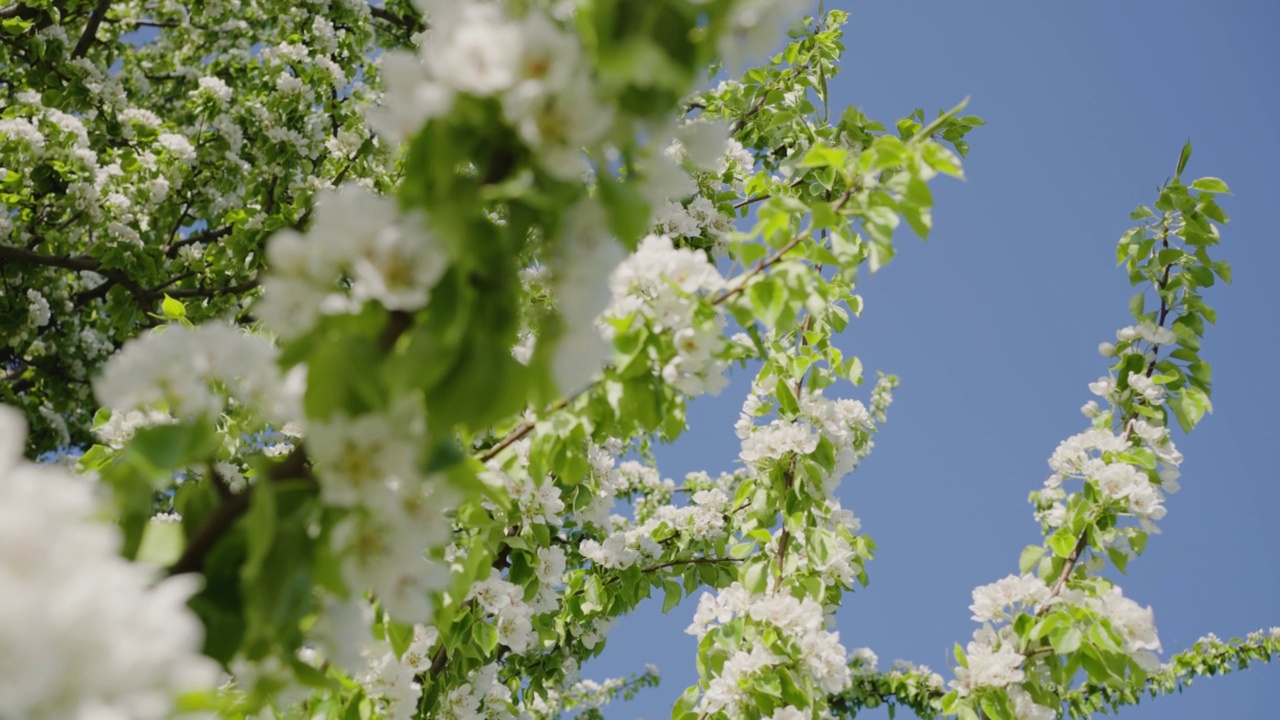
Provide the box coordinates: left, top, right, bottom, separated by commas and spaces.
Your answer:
0, 1, 1274, 719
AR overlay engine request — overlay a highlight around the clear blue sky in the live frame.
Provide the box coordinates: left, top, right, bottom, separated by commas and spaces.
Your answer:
586, 2, 1280, 718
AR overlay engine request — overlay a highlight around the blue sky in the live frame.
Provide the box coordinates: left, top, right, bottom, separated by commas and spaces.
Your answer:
586, 2, 1280, 718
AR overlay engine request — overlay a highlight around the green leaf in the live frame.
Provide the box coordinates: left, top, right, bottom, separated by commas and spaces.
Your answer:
1187, 360, 1212, 386
662, 580, 683, 613
1176, 140, 1193, 178
1211, 259, 1233, 284
799, 144, 848, 169
1048, 529, 1079, 559
748, 278, 785, 328
242, 481, 277, 583
1108, 546, 1129, 574
1191, 177, 1231, 194
741, 561, 768, 594
1019, 545, 1046, 574
1128, 292, 1145, 320
386, 620, 415, 658
1052, 626, 1083, 655
128, 422, 216, 472
775, 379, 799, 417
868, 238, 894, 273
136, 520, 184, 566
906, 176, 933, 208
1186, 265, 1214, 287
1171, 385, 1212, 432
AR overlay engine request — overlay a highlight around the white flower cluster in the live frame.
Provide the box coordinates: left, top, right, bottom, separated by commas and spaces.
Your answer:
652, 197, 733, 244
578, 522, 662, 570
370, 2, 612, 178
701, 645, 785, 715
575, 445, 628, 530
470, 571, 539, 655
688, 583, 853, 699
969, 574, 1051, 623
1097, 586, 1162, 665
743, 419, 821, 472
1007, 685, 1056, 720
1088, 370, 1165, 407
1098, 321, 1177, 358
806, 502, 865, 588
576, 450, 684, 531
312, 400, 456, 622
258, 185, 450, 338
0, 405, 218, 718
885, 659, 946, 693
306, 605, 443, 719
738, 387, 875, 490
93, 408, 176, 449
530, 546, 568, 614
306, 618, 442, 720
606, 234, 730, 396
483, 437, 568, 527
26, 288, 51, 328
501, 464, 567, 528
94, 322, 301, 423
440, 663, 516, 720
950, 625, 1025, 695
608, 235, 724, 320
580, 484, 729, 570
1059, 585, 1162, 671
357, 640, 423, 720
665, 116, 757, 196
1042, 419, 1182, 528
848, 647, 879, 675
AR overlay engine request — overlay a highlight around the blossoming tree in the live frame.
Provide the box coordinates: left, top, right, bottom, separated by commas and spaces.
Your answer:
0, 0, 1274, 718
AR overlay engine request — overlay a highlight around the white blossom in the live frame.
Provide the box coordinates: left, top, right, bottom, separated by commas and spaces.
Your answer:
969, 574, 1050, 622
95, 323, 296, 423
951, 627, 1025, 694
0, 405, 218, 718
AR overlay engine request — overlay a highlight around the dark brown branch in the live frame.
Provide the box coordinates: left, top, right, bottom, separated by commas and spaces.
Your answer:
1, 243, 154, 301
71, 0, 111, 59
167, 225, 232, 257
379, 310, 413, 350
638, 556, 743, 574
1045, 532, 1089, 604
476, 393, 574, 464
158, 275, 259, 299
166, 491, 249, 576
0, 243, 100, 272
147, 270, 197, 293
167, 446, 312, 576
713, 232, 810, 306
714, 183, 856, 306
369, 4, 425, 35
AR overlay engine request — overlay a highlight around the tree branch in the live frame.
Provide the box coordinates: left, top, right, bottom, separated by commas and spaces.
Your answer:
159, 275, 259, 299
0, 243, 100, 272
166, 225, 232, 257
167, 446, 312, 576
71, 0, 111, 59
638, 556, 743, 574
369, 4, 425, 35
